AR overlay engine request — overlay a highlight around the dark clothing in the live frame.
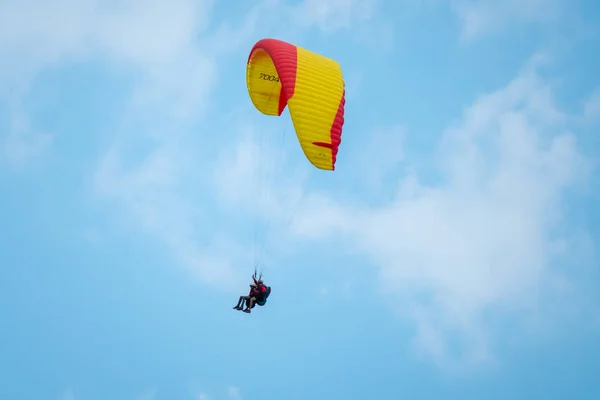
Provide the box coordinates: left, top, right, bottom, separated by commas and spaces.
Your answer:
235, 295, 251, 309
233, 285, 259, 309
233, 277, 271, 312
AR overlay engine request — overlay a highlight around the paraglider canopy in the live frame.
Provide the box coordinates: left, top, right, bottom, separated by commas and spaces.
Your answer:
246, 38, 346, 171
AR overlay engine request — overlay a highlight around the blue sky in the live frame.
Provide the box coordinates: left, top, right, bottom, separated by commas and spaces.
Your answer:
1, 0, 600, 399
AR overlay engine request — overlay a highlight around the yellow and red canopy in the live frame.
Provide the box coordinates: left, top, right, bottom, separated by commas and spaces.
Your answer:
246, 38, 346, 171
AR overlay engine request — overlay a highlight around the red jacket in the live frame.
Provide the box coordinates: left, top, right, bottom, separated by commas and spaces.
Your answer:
251, 285, 266, 297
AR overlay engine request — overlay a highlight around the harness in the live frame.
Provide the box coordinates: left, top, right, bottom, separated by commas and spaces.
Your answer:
256, 286, 271, 306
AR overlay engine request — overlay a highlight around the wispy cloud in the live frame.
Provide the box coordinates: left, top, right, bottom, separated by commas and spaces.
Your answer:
0, 0, 218, 170
0, 0, 262, 286
1, 109, 53, 170
291, 0, 378, 31
60, 388, 76, 400
451, 0, 560, 40
291, 55, 594, 367
584, 89, 600, 122
0, 0, 215, 98
93, 142, 244, 287
227, 386, 242, 400
136, 388, 158, 400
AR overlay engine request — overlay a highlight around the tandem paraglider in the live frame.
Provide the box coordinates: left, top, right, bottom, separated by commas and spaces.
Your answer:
234, 38, 346, 314
233, 273, 271, 314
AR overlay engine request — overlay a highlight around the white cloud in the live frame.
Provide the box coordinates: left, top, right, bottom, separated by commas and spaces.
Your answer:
227, 386, 242, 400
0, 0, 283, 287
291, 56, 593, 367
287, 0, 393, 51
137, 389, 158, 400
0, 0, 211, 60
60, 388, 76, 400
352, 125, 406, 195
213, 122, 309, 218
0, 0, 217, 169
0, 0, 377, 87
1, 110, 53, 170
291, 0, 378, 31
451, 0, 560, 40
584, 89, 600, 121
0, 0, 214, 96
93, 143, 243, 287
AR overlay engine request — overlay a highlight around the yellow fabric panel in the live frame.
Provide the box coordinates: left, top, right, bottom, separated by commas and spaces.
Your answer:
288, 47, 344, 171
246, 49, 282, 116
